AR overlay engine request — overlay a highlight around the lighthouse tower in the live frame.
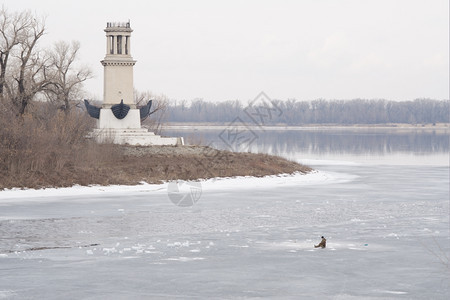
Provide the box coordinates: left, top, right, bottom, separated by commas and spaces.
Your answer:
85, 21, 182, 146
103, 22, 135, 107
99, 21, 139, 129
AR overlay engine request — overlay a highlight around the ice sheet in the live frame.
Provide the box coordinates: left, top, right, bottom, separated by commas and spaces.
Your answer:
0, 164, 448, 299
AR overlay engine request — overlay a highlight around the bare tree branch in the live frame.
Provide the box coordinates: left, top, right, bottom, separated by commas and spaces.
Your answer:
44, 40, 92, 114
136, 90, 169, 135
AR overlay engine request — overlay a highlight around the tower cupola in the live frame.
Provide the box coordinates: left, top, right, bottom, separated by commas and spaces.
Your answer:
104, 21, 132, 56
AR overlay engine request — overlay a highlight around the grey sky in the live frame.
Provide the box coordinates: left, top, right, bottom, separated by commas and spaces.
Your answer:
3, 0, 449, 101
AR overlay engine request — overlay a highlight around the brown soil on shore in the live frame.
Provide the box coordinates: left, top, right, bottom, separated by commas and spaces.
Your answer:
122, 145, 312, 182
0, 145, 312, 189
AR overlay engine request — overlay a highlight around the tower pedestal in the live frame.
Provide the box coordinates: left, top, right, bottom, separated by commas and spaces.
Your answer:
89, 108, 183, 146
98, 109, 140, 129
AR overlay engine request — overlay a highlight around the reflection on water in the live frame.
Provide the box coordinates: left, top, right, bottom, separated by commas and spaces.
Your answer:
164, 127, 449, 165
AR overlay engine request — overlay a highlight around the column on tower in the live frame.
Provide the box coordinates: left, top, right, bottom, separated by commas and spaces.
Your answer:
109, 35, 116, 54
117, 35, 122, 54
107, 35, 111, 54
121, 35, 126, 55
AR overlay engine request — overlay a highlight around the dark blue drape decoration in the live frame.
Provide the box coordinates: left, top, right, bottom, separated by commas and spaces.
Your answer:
111, 100, 130, 119
84, 99, 100, 119
139, 100, 153, 121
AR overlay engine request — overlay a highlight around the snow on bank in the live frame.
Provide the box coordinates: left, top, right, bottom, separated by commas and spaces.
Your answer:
0, 170, 355, 202
198, 170, 356, 192
0, 182, 167, 202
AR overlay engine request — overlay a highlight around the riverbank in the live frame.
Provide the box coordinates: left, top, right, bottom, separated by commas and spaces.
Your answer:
0, 145, 312, 190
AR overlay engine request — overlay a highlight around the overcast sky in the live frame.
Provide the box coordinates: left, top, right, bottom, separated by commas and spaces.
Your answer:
3, 0, 449, 102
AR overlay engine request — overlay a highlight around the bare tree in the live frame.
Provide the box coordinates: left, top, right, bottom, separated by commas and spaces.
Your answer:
13, 15, 47, 115
0, 7, 33, 100
135, 90, 169, 135
44, 40, 92, 114
0, 7, 49, 115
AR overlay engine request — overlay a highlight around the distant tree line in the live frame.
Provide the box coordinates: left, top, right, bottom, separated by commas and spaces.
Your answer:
166, 98, 449, 125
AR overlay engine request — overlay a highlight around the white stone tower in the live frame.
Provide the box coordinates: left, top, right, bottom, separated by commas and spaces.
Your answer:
85, 21, 182, 146
103, 22, 135, 107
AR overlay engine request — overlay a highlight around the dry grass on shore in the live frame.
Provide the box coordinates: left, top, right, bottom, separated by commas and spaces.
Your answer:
0, 109, 311, 190
118, 145, 311, 184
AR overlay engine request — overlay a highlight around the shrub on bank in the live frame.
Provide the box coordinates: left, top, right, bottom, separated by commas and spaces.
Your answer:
0, 106, 121, 189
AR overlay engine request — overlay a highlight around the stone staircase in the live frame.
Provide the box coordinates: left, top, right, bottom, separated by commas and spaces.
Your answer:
89, 128, 184, 146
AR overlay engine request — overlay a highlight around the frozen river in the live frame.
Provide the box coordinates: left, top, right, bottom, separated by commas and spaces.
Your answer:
0, 128, 449, 299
